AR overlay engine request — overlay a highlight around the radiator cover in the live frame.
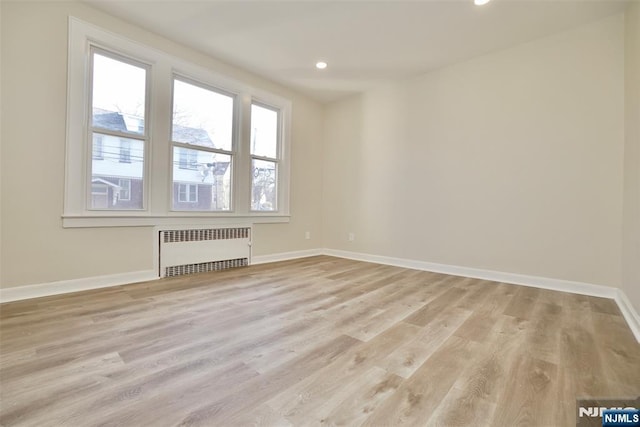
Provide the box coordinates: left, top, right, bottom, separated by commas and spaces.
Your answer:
159, 226, 251, 277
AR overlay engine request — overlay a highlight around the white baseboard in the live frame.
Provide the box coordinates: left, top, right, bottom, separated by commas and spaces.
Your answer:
323, 248, 639, 342
2, 247, 638, 343
0, 270, 158, 304
323, 249, 618, 298
251, 248, 323, 265
614, 289, 640, 342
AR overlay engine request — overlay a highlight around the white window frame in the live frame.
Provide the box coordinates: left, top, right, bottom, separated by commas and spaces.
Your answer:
250, 101, 281, 212
87, 47, 150, 212
170, 75, 236, 212
64, 18, 291, 228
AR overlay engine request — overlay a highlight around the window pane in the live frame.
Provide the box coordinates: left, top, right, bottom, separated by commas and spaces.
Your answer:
173, 147, 231, 211
92, 53, 146, 135
172, 80, 233, 151
251, 159, 277, 211
251, 104, 278, 159
91, 132, 144, 209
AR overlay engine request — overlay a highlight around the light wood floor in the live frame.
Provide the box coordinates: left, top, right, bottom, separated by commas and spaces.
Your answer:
1, 256, 638, 426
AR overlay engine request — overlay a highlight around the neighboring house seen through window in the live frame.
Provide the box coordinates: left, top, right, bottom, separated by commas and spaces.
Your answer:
178, 148, 198, 170
250, 103, 279, 211
171, 78, 233, 212
119, 139, 131, 163
92, 135, 104, 160
178, 183, 198, 203
118, 178, 131, 201
89, 50, 147, 210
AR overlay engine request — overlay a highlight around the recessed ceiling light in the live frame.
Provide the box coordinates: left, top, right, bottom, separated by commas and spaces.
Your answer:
474, 0, 491, 5
316, 61, 328, 70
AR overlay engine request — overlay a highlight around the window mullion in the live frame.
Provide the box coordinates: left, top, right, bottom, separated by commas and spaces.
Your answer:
172, 141, 233, 156
235, 93, 252, 214
91, 127, 147, 142
148, 61, 173, 215
250, 154, 278, 163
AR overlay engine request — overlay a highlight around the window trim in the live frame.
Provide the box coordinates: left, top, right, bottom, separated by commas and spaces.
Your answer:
249, 101, 281, 212
249, 97, 291, 217
170, 75, 237, 213
86, 46, 151, 212
64, 17, 291, 228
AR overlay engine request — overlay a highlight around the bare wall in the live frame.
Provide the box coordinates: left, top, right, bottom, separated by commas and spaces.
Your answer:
323, 14, 625, 288
623, 3, 640, 312
0, 1, 324, 288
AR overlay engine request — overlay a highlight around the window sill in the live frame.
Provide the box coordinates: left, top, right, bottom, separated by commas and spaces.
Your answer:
62, 214, 291, 228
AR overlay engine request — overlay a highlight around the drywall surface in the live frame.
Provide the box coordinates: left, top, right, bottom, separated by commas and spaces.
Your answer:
323, 15, 625, 288
623, 3, 640, 312
0, 1, 323, 288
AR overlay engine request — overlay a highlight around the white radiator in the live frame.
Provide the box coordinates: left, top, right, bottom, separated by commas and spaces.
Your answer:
159, 226, 251, 277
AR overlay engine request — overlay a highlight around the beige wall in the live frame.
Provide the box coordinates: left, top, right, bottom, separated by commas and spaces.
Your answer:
0, 1, 324, 288
0, 2, 633, 301
0, 0, 3, 287
323, 14, 625, 288
623, 3, 640, 312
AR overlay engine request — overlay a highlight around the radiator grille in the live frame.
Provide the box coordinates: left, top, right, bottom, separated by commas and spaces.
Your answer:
165, 258, 249, 277
159, 226, 251, 278
163, 227, 250, 243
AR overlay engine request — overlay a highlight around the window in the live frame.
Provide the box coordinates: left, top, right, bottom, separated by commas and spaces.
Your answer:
118, 178, 131, 201
178, 148, 198, 170
65, 18, 291, 227
250, 103, 279, 211
89, 49, 147, 210
92, 135, 103, 160
119, 139, 132, 163
177, 183, 198, 203
171, 78, 233, 212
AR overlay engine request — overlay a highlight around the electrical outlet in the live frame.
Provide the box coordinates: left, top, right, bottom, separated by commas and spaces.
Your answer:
305, 231, 311, 240
348, 232, 355, 242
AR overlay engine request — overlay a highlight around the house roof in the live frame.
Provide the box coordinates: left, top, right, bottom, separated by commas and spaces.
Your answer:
93, 110, 127, 132
93, 109, 215, 149
172, 124, 214, 149
91, 177, 122, 189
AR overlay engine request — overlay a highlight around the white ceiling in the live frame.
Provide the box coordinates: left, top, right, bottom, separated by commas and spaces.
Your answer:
86, 0, 629, 103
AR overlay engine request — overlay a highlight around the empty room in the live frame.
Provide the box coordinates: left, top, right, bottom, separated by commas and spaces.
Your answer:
1, 0, 639, 426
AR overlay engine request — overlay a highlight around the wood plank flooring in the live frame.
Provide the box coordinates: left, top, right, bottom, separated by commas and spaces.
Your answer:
0, 256, 638, 426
